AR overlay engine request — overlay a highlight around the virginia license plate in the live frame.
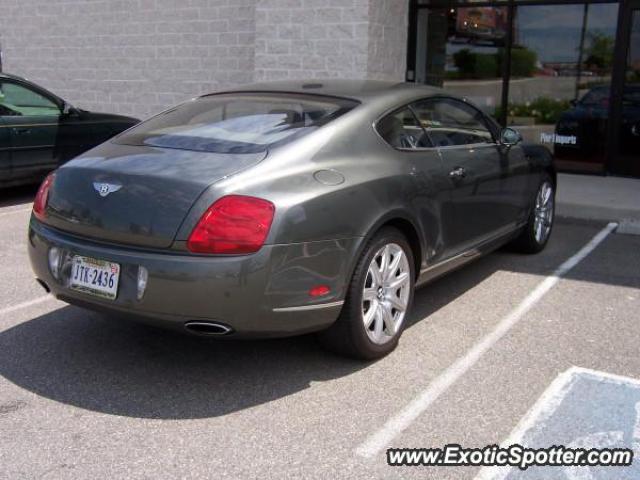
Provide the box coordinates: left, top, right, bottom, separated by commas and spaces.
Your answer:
70, 256, 120, 300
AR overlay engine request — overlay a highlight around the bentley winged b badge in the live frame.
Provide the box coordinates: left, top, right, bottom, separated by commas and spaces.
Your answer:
93, 182, 123, 198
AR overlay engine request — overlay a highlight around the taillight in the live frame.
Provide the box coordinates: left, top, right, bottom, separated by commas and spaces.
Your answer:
187, 195, 275, 254
33, 172, 56, 221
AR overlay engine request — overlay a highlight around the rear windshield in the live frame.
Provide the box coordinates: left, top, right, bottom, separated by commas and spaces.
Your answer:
114, 93, 359, 154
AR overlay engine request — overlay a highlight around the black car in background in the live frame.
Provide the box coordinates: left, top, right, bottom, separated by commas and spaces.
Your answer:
0, 73, 139, 188
554, 85, 640, 171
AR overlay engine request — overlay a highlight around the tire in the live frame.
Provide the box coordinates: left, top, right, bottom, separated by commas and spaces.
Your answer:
318, 227, 415, 360
512, 174, 555, 254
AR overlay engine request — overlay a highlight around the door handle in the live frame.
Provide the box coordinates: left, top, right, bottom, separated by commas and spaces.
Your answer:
13, 127, 31, 135
449, 166, 467, 180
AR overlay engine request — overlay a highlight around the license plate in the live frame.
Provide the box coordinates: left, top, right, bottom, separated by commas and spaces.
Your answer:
70, 256, 120, 300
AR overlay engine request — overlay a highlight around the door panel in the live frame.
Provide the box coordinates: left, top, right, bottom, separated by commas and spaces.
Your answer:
0, 80, 61, 181
5, 115, 60, 179
438, 144, 509, 252
411, 96, 524, 256
56, 114, 104, 163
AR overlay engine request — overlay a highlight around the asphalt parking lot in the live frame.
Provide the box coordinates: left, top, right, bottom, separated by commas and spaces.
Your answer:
1, 186, 639, 480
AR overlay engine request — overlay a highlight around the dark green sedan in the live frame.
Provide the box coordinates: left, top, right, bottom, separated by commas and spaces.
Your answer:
0, 73, 138, 188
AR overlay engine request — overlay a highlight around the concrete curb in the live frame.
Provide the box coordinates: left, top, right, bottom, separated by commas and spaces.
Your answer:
556, 202, 640, 224
555, 174, 640, 229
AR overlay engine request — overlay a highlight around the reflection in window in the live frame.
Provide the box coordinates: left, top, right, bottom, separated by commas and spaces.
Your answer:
376, 108, 430, 149
413, 6, 507, 114
506, 3, 619, 172
0, 82, 60, 117
621, 11, 640, 163
412, 98, 494, 147
116, 93, 358, 154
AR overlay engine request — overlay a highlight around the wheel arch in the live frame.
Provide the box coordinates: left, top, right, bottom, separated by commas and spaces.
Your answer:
347, 211, 425, 289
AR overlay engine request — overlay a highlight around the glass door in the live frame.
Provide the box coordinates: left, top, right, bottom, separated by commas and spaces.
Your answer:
508, 3, 619, 174
609, 1, 640, 176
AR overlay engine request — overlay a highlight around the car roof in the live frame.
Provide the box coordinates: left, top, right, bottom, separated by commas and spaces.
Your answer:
212, 79, 446, 104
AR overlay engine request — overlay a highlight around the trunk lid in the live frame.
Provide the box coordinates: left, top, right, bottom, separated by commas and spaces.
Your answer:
46, 143, 266, 248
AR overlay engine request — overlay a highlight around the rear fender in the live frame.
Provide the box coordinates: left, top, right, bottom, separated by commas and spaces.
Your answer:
345, 210, 429, 288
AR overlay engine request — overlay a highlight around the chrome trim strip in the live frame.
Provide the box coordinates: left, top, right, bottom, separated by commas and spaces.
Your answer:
419, 222, 523, 275
0, 121, 132, 129
273, 300, 345, 312
1, 123, 59, 128
435, 142, 497, 151
419, 251, 469, 275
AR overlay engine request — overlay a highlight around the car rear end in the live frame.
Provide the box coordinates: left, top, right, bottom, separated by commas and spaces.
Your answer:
28, 92, 361, 337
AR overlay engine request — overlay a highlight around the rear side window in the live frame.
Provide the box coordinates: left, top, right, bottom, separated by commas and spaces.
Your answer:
376, 107, 432, 149
411, 98, 494, 147
115, 93, 359, 154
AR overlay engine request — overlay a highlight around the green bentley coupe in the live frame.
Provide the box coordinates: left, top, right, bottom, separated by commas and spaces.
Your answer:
0, 73, 138, 188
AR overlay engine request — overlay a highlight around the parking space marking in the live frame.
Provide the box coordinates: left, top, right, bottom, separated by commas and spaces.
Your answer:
0, 207, 32, 218
355, 222, 619, 459
0, 295, 54, 317
475, 367, 640, 480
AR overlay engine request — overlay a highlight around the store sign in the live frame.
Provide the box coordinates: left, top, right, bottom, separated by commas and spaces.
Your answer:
540, 132, 578, 146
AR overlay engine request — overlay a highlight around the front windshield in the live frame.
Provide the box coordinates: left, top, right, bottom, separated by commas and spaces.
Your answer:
115, 93, 359, 154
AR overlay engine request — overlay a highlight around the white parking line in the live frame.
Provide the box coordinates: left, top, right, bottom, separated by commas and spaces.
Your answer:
0, 295, 54, 317
355, 222, 619, 459
0, 207, 32, 218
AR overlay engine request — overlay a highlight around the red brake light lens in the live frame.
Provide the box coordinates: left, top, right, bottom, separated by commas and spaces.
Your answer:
33, 172, 56, 221
187, 195, 275, 254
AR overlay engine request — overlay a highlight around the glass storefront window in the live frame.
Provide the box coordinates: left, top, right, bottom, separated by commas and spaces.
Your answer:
407, 0, 638, 176
506, 3, 619, 172
619, 10, 640, 174
412, 5, 508, 115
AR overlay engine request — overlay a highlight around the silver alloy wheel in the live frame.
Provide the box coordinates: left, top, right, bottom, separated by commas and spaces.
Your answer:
361, 243, 411, 345
534, 181, 554, 244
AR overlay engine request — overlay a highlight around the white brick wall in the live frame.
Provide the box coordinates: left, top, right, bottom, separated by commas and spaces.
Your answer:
0, 0, 256, 118
254, 0, 370, 81
255, 0, 408, 82
0, 0, 408, 119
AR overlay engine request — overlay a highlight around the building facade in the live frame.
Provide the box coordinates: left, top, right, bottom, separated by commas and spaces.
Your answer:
0, 0, 408, 117
0, 0, 637, 176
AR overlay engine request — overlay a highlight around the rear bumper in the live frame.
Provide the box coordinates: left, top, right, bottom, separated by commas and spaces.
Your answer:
28, 218, 361, 338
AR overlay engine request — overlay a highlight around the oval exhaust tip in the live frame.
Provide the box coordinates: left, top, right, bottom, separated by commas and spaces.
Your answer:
184, 321, 233, 336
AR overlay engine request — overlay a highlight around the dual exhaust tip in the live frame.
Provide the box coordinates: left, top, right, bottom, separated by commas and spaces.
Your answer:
184, 321, 233, 336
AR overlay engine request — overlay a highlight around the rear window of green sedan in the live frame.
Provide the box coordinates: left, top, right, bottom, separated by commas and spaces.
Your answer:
114, 93, 359, 154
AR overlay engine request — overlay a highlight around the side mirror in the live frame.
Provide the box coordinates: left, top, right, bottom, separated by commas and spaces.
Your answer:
569, 99, 578, 107
500, 127, 523, 146
62, 102, 79, 116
